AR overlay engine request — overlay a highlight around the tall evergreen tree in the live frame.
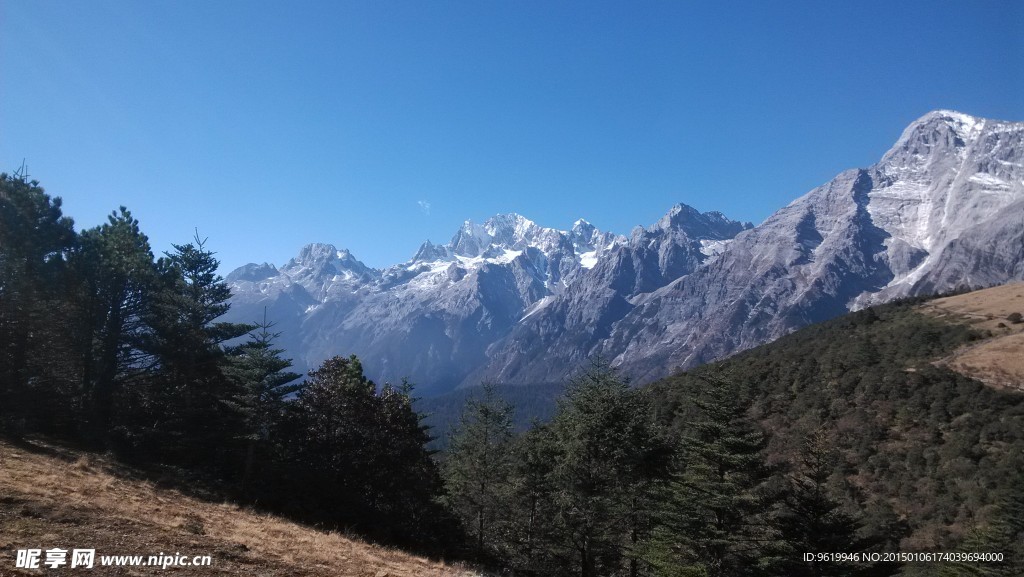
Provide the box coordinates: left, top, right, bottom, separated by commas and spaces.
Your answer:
373, 376, 454, 547
444, 382, 516, 558
776, 429, 897, 577
647, 374, 780, 577
223, 310, 302, 490
73, 207, 158, 445
0, 172, 78, 429
140, 232, 252, 463
939, 481, 1024, 577
536, 360, 671, 577
509, 422, 560, 574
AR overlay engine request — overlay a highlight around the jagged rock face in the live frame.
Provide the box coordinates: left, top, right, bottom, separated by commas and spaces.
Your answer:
225, 110, 1024, 392
590, 169, 895, 382
860, 112, 1024, 303
462, 205, 754, 386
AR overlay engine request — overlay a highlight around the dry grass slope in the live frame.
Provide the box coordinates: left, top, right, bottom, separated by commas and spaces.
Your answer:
0, 439, 474, 577
920, 282, 1024, 391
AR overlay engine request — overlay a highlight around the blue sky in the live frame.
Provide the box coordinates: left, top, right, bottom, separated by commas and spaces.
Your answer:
2, 1, 1022, 272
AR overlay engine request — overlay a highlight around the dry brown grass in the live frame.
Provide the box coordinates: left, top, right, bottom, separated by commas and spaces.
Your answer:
919, 282, 1024, 391
0, 439, 476, 576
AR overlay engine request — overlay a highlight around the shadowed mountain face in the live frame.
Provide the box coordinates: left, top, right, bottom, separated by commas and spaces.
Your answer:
225, 111, 1024, 394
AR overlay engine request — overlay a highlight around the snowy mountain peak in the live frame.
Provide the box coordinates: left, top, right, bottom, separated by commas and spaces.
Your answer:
567, 218, 619, 257
295, 242, 339, 264
333, 248, 373, 275
449, 220, 492, 257
649, 203, 751, 240
483, 213, 543, 247
864, 110, 1024, 300
225, 262, 278, 283
916, 109, 983, 131
568, 217, 595, 239
569, 218, 596, 239
484, 213, 535, 234
884, 110, 985, 164
411, 239, 450, 264
287, 243, 374, 278
444, 213, 568, 259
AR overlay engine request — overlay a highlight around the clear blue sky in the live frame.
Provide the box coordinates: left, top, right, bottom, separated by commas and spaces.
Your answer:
3, 1, 1022, 272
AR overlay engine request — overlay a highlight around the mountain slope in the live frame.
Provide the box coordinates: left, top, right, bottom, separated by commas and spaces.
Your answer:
0, 439, 470, 576
920, 282, 1024, 390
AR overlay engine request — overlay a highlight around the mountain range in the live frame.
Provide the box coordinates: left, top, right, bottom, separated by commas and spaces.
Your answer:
224, 110, 1024, 394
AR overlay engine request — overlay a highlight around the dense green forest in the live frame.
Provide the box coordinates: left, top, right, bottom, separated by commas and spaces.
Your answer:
647, 301, 1024, 576
3, 172, 1022, 576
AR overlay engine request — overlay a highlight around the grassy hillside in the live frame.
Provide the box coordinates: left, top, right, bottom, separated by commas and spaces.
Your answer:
920, 282, 1024, 391
0, 438, 472, 577
648, 285, 1024, 555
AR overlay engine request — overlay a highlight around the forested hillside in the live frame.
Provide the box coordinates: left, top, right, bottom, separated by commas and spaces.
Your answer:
648, 296, 1024, 572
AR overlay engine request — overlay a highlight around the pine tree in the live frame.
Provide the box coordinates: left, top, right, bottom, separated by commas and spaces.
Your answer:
939, 482, 1024, 577
776, 429, 897, 576
444, 382, 515, 558
0, 173, 78, 429
509, 422, 560, 574
140, 232, 253, 464
73, 207, 158, 446
538, 360, 671, 577
647, 374, 779, 577
372, 376, 454, 547
223, 310, 301, 490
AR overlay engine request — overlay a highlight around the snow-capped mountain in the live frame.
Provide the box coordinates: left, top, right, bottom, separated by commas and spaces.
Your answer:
225, 111, 1024, 392
226, 213, 643, 392
858, 111, 1024, 302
